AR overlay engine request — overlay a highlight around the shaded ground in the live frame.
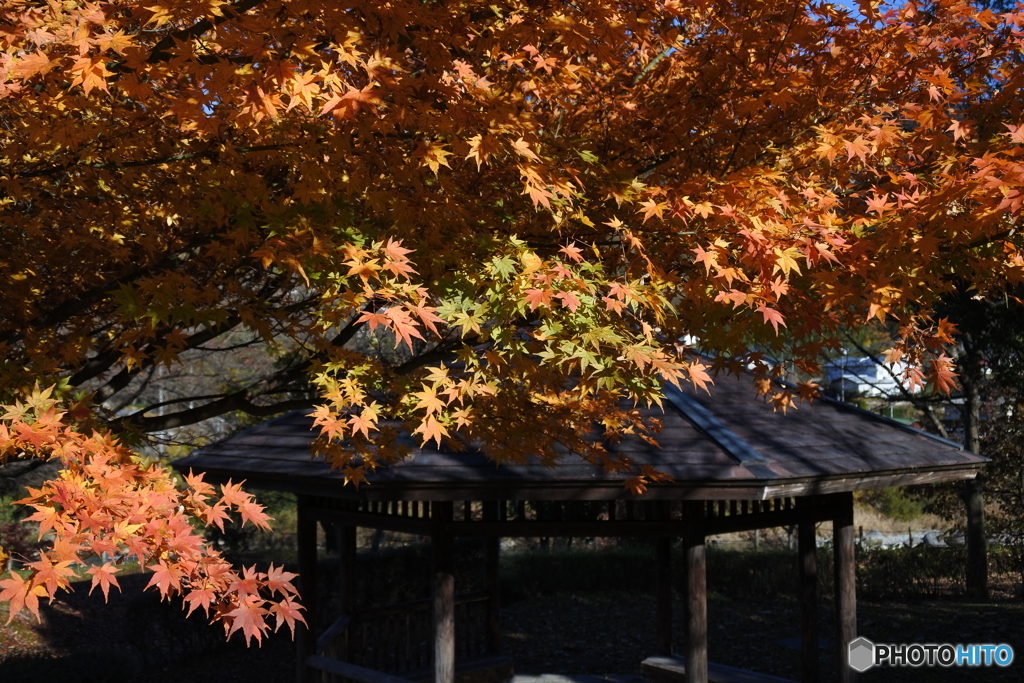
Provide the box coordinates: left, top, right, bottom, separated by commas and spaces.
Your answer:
500, 592, 1024, 682
3, 578, 1023, 682
0, 573, 294, 683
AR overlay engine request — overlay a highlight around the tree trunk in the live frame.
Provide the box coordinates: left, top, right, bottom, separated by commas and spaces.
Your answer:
963, 475, 988, 600
959, 342, 988, 601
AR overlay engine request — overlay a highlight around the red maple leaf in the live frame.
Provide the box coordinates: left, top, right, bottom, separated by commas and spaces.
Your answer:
756, 305, 787, 334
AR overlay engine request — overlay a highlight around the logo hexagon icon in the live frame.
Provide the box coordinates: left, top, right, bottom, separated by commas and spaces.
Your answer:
848, 637, 875, 672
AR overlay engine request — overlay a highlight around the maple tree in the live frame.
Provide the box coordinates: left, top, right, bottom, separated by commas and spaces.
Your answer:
848, 287, 1024, 600
1, 0, 1023, 639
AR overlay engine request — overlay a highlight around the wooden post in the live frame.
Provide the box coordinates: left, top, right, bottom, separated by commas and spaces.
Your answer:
655, 500, 673, 655
833, 492, 856, 683
797, 511, 819, 683
483, 501, 501, 655
684, 501, 707, 683
433, 501, 455, 683
297, 497, 319, 683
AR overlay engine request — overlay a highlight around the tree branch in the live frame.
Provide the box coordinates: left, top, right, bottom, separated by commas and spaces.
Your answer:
70, 316, 243, 387
112, 306, 370, 432
393, 336, 484, 376
0, 231, 222, 347
841, 331, 949, 439
122, 390, 314, 432
14, 144, 287, 180
144, 0, 270, 67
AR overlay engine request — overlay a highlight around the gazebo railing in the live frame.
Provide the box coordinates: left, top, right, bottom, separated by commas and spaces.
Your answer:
317, 590, 493, 677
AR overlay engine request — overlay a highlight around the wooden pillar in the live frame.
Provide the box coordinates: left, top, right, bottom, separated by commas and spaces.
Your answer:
683, 501, 707, 683
797, 511, 819, 683
483, 501, 501, 655
433, 502, 455, 683
297, 497, 319, 683
833, 492, 857, 683
655, 501, 673, 655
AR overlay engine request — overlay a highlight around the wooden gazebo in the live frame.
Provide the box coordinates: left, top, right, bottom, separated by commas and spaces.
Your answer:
174, 374, 985, 683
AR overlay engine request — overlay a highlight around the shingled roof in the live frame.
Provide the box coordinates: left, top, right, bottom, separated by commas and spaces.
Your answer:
173, 371, 985, 500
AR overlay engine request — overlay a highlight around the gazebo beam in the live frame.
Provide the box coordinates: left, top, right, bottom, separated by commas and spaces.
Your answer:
833, 492, 857, 683
304, 499, 844, 539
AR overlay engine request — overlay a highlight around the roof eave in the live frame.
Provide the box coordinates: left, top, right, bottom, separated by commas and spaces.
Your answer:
174, 460, 983, 502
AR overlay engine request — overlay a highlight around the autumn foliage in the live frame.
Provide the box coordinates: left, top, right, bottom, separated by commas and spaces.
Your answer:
0, 386, 304, 643
1, 0, 1023, 637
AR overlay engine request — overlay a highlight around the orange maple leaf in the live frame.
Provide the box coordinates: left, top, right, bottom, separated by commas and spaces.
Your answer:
146, 560, 184, 599
413, 416, 448, 446
0, 574, 39, 623
524, 288, 553, 310
555, 291, 582, 312
70, 55, 113, 96
225, 597, 270, 646
237, 500, 272, 530
929, 355, 959, 395
264, 564, 300, 597
559, 243, 584, 263
269, 597, 307, 636
184, 585, 218, 618
686, 362, 713, 391
86, 563, 121, 601
321, 87, 383, 120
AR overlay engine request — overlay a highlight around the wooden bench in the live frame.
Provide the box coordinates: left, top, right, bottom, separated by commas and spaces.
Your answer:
641, 655, 797, 683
